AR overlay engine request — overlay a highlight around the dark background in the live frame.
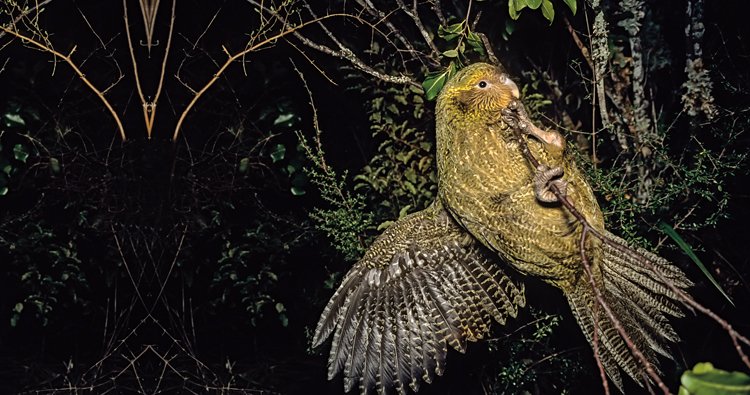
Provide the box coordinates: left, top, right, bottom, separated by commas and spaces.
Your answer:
1, 0, 749, 394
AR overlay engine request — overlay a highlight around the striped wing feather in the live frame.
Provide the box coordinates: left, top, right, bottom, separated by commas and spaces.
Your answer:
312, 201, 525, 395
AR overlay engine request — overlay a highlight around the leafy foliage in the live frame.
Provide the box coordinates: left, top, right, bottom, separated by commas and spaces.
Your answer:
486, 311, 585, 393
210, 215, 298, 327
509, 0, 577, 23
353, 83, 438, 228
2, 221, 88, 327
299, 130, 374, 262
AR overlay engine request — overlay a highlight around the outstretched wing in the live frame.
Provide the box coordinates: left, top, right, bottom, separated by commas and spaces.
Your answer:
312, 200, 526, 395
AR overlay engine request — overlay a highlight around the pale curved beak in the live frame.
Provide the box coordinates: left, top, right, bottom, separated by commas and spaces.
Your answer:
505, 79, 520, 99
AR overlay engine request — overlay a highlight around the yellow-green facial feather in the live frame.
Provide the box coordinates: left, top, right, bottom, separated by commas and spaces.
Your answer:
438, 63, 519, 115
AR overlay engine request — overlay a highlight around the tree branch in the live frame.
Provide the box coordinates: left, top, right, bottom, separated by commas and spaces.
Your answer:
0, 24, 127, 141
172, 13, 365, 141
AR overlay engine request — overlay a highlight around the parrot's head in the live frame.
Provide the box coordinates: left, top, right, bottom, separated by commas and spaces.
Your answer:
437, 62, 520, 117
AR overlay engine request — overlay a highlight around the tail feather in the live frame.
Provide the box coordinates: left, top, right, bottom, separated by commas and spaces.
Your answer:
568, 291, 628, 389
602, 232, 693, 288
604, 261, 685, 318
566, 231, 691, 392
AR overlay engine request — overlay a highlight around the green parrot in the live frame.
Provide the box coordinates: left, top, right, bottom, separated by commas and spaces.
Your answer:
313, 62, 692, 395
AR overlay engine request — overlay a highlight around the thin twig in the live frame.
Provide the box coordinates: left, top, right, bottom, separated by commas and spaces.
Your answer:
564, 16, 594, 71
0, 0, 53, 40
394, 0, 441, 59
0, 25, 127, 140
124, 0, 176, 138
173, 12, 400, 141
247, 1, 419, 87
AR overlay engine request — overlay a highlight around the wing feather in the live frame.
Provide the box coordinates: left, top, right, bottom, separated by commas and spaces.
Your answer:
313, 201, 526, 395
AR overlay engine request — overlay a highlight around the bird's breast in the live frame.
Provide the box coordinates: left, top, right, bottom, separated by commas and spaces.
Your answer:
437, 121, 596, 282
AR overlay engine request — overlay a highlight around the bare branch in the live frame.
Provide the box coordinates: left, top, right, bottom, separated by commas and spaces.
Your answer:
173, 13, 366, 141
247, 0, 419, 87
124, 0, 176, 138
0, 24, 127, 140
0, 0, 52, 40
394, 0, 441, 59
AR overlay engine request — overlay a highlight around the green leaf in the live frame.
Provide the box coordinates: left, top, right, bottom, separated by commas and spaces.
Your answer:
49, 157, 61, 174
505, 20, 516, 36
440, 32, 460, 41
508, 0, 522, 19
527, 0, 542, 9
680, 362, 750, 394
442, 49, 459, 58
270, 144, 286, 163
438, 23, 463, 41
422, 69, 450, 101
466, 31, 481, 46
658, 221, 734, 306
273, 113, 295, 126
466, 32, 486, 55
238, 157, 250, 173
563, 0, 577, 15
398, 204, 413, 218
514, 0, 529, 11
403, 180, 417, 195
376, 220, 394, 231
13, 144, 28, 163
4, 113, 25, 126
0, 186, 7, 196
541, 0, 555, 23
13, 303, 23, 313
290, 186, 306, 196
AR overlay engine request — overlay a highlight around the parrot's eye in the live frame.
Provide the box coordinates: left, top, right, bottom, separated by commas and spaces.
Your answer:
478, 81, 488, 88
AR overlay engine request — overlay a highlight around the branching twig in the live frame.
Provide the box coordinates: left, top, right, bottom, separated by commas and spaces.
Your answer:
173, 7, 423, 141
563, 15, 594, 72
0, 25, 127, 141
0, 0, 52, 40
394, 0, 441, 59
124, 0, 176, 139
508, 113, 668, 392
172, 13, 360, 141
246, 1, 419, 88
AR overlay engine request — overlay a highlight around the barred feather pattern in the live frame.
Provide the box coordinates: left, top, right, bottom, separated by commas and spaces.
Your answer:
566, 231, 693, 392
312, 201, 526, 395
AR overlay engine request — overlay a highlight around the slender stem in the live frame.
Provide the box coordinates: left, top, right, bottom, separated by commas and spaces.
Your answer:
173, 13, 357, 141
1, 25, 127, 141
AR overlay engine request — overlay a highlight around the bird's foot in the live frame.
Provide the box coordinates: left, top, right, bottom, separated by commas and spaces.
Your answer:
501, 100, 529, 130
502, 100, 566, 151
534, 165, 567, 203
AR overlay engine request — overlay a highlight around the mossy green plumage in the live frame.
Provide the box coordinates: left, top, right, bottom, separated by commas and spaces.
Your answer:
437, 63, 692, 391
314, 62, 691, 394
